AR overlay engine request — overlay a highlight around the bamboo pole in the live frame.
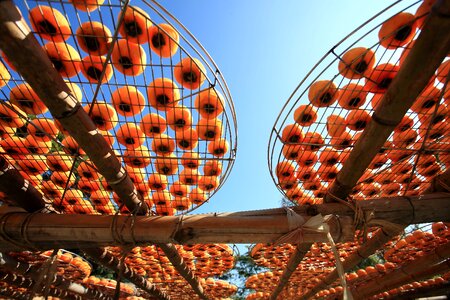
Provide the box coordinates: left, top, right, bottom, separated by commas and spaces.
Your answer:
0, 156, 49, 212
0, 191, 449, 249
0, 0, 146, 215
394, 282, 450, 300
0, 271, 83, 300
0, 288, 28, 300
0, 209, 350, 250
325, 0, 450, 202
269, 243, 313, 300
0, 252, 112, 300
298, 225, 404, 300
157, 243, 208, 300
353, 241, 450, 299
83, 247, 170, 300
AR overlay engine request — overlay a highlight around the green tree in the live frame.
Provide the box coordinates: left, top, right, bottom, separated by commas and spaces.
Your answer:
219, 248, 267, 300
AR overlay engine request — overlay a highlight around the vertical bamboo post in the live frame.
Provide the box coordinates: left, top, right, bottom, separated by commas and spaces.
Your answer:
83, 247, 171, 300
0, 252, 112, 300
157, 243, 208, 300
269, 243, 312, 300
353, 241, 450, 298
0, 0, 146, 215
325, 0, 450, 202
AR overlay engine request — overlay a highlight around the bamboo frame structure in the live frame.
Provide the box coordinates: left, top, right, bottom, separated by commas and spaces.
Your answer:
0, 0, 147, 215
394, 282, 450, 300
0, 209, 353, 250
0, 192, 449, 250
0, 252, 111, 300
0, 152, 168, 299
325, 0, 450, 203
83, 247, 170, 300
0, 3, 214, 298
298, 224, 404, 300
269, 243, 312, 300
0, 271, 83, 300
157, 243, 208, 300
353, 241, 450, 298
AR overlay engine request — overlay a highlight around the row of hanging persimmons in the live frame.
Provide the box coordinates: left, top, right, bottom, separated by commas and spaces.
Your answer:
0, 2, 232, 215
276, 0, 449, 205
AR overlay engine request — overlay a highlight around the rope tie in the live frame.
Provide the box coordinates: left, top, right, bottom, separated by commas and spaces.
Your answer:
170, 214, 185, 243
20, 211, 42, 251
328, 191, 369, 242
404, 196, 416, 225
275, 208, 353, 299
0, 213, 37, 251
110, 205, 126, 245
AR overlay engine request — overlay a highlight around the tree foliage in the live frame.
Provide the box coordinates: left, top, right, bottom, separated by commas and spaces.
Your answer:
219, 249, 267, 299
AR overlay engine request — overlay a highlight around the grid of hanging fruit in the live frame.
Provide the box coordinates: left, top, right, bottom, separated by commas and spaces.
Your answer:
268, 0, 449, 206
245, 222, 450, 299
0, 0, 237, 216
0, 243, 237, 299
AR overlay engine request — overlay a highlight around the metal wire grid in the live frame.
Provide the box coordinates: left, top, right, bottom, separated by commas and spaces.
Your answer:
267, 0, 449, 205
0, 0, 238, 216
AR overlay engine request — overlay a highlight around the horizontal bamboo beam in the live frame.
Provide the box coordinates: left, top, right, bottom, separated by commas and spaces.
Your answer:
157, 243, 208, 300
0, 209, 349, 250
0, 192, 449, 250
353, 241, 450, 298
325, 0, 450, 202
0, 252, 111, 300
299, 225, 404, 300
269, 243, 312, 300
0, 0, 146, 215
0, 271, 83, 300
83, 247, 170, 300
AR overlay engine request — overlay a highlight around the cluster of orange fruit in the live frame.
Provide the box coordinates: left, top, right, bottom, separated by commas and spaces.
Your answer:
149, 277, 237, 300
106, 244, 234, 281
0, 2, 231, 216
371, 273, 449, 299
383, 223, 450, 263
8, 249, 92, 280
82, 276, 136, 297
250, 241, 360, 270
276, 0, 449, 205
316, 270, 449, 300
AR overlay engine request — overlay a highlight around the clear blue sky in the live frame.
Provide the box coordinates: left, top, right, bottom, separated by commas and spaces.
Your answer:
157, 0, 396, 215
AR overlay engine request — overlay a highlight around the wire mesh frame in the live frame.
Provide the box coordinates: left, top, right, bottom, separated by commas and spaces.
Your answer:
267, 0, 450, 206
0, 0, 238, 216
